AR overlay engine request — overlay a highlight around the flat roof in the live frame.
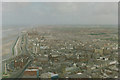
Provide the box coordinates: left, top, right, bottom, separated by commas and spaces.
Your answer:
25, 69, 38, 71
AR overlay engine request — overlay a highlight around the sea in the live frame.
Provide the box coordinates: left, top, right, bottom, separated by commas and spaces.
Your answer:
2, 26, 27, 60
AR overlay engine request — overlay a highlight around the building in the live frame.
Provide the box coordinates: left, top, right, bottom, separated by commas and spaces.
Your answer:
24, 67, 39, 77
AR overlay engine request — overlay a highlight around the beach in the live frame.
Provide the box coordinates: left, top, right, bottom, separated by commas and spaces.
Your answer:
2, 26, 25, 60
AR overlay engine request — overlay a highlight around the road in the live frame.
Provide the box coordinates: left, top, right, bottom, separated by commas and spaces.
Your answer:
2, 33, 34, 79
8, 59, 32, 79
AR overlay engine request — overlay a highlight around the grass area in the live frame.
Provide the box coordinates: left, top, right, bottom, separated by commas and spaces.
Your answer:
2, 75, 9, 78
89, 33, 106, 35
12, 36, 19, 55
2, 73, 10, 78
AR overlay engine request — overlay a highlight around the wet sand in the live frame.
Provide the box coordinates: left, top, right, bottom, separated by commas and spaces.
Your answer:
2, 40, 14, 60
2, 26, 24, 60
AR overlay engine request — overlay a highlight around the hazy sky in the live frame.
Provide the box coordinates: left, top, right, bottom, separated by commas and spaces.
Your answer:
2, 2, 118, 26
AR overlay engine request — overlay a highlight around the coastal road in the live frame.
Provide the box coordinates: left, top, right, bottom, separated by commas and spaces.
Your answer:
2, 33, 33, 78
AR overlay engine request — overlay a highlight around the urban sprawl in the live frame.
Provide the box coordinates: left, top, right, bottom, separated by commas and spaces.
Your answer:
2, 26, 118, 79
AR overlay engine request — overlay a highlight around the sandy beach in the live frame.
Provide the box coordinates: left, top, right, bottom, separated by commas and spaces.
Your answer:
2, 40, 14, 60
2, 26, 24, 60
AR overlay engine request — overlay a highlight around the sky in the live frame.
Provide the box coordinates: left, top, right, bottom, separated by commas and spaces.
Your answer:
2, 2, 118, 26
